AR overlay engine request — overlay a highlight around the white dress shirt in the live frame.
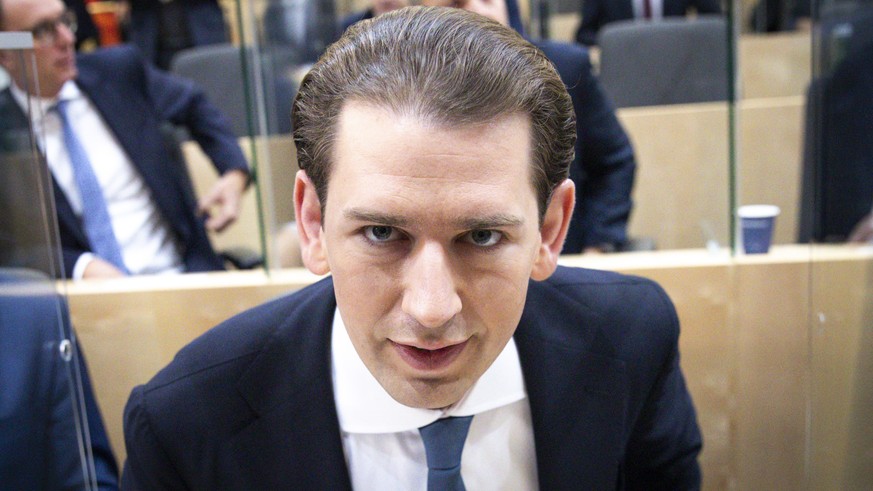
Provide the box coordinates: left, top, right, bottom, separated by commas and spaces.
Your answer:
11, 80, 184, 278
331, 309, 539, 490
633, 0, 664, 19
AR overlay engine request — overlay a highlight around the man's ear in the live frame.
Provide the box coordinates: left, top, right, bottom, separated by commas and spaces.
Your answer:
531, 179, 575, 281
294, 170, 330, 275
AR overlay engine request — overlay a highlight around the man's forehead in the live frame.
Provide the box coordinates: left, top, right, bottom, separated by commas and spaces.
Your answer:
334, 99, 530, 141
332, 101, 531, 165
3, 0, 64, 28
326, 101, 537, 214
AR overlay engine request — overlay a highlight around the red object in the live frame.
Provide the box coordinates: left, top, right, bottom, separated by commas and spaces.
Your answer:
86, 0, 123, 46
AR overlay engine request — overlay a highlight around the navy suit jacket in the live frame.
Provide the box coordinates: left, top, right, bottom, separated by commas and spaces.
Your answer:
798, 9, 873, 242
575, 0, 722, 45
128, 0, 228, 67
536, 40, 636, 252
0, 269, 118, 490
123, 266, 702, 489
0, 45, 248, 278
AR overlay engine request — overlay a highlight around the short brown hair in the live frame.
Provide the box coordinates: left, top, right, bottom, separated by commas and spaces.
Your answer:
292, 6, 575, 218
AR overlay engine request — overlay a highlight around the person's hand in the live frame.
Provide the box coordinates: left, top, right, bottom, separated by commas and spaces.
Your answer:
198, 169, 249, 233
82, 257, 126, 279
848, 213, 873, 243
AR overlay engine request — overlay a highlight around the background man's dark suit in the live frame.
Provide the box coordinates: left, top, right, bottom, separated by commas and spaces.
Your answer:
128, 0, 228, 69
503, 0, 636, 252
123, 266, 702, 489
0, 45, 248, 278
575, 0, 722, 45
538, 40, 636, 252
1, 269, 118, 490
798, 7, 873, 242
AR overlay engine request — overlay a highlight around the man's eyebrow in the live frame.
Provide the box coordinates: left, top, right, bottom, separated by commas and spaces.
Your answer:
342, 209, 524, 229
343, 209, 410, 227
458, 214, 525, 230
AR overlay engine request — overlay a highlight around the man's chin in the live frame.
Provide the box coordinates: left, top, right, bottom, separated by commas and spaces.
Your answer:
385, 376, 472, 410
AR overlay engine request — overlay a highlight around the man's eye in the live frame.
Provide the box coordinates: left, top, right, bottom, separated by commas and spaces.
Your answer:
32, 22, 53, 38
363, 225, 398, 242
465, 230, 502, 247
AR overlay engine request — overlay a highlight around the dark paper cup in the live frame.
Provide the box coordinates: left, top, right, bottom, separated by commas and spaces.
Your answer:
738, 205, 780, 254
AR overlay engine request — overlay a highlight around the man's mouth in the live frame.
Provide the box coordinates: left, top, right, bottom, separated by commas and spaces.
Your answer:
391, 339, 469, 371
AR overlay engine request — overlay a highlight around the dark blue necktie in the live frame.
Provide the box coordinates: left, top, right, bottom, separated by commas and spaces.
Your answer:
55, 99, 128, 273
419, 416, 474, 491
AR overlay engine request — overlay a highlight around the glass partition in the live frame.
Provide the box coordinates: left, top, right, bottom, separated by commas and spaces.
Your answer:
231, 0, 741, 264
172, 1, 873, 487
0, 33, 105, 488
807, 0, 873, 488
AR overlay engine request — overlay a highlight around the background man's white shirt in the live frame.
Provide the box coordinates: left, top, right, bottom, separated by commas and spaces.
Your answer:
633, 0, 664, 19
11, 80, 184, 277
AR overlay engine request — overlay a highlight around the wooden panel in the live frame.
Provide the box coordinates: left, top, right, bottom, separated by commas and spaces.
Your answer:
808, 251, 873, 489
740, 32, 811, 99
618, 102, 731, 251
549, 12, 581, 43
68, 269, 325, 464
738, 97, 805, 245
733, 259, 809, 489
68, 246, 873, 488
619, 98, 804, 251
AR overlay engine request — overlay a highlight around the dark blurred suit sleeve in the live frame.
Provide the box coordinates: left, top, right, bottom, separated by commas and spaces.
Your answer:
576, 0, 605, 46
536, 41, 636, 252
0, 273, 119, 489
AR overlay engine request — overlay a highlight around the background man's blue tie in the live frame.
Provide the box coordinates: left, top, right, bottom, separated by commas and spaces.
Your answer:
419, 416, 474, 491
54, 100, 128, 273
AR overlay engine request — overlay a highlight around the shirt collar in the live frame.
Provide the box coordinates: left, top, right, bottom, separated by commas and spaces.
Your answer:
332, 307, 527, 434
9, 79, 81, 127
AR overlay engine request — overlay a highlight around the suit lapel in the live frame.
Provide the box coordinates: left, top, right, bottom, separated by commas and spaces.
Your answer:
75, 63, 150, 173
516, 280, 628, 489
218, 280, 352, 489
52, 179, 89, 247
74, 58, 193, 243
0, 89, 88, 248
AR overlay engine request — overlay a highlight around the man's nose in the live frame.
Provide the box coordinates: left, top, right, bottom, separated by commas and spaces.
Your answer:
56, 22, 76, 46
401, 242, 462, 329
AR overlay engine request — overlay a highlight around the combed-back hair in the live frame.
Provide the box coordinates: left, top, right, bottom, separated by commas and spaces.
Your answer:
292, 6, 576, 218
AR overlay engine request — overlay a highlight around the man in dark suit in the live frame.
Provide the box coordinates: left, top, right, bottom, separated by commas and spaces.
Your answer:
124, 7, 701, 489
575, 0, 722, 46
126, 0, 228, 70
799, 5, 873, 244
0, 0, 249, 279
1, 269, 119, 490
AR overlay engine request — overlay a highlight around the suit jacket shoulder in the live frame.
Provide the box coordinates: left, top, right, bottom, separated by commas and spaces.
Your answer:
517, 266, 701, 490
123, 276, 353, 490
530, 42, 636, 251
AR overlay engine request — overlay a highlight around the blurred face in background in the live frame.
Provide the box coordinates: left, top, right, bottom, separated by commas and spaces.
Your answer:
0, 0, 77, 98
421, 0, 509, 26
372, 0, 410, 16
